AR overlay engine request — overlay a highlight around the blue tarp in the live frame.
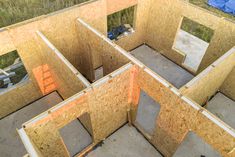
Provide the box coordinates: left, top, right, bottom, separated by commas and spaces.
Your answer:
208, 0, 235, 15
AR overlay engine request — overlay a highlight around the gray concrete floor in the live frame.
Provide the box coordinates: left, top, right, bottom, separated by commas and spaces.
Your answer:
135, 90, 160, 135
130, 45, 194, 89
206, 92, 235, 129
0, 91, 63, 157
59, 119, 92, 157
173, 131, 221, 157
87, 125, 162, 157
174, 30, 209, 71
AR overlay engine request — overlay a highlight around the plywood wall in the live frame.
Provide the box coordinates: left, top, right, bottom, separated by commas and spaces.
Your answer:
145, 0, 235, 73
180, 49, 235, 105
23, 65, 132, 156
0, 25, 43, 118
132, 67, 235, 157
0, 0, 147, 119
37, 33, 87, 99
77, 19, 129, 78
220, 67, 235, 100
0, 0, 114, 118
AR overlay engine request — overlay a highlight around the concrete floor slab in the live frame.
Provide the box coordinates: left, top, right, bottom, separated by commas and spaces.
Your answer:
173, 131, 221, 157
0, 92, 63, 157
135, 90, 160, 135
59, 119, 92, 157
87, 125, 162, 157
174, 30, 209, 71
131, 45, 194, 89
206, 92, 235, 129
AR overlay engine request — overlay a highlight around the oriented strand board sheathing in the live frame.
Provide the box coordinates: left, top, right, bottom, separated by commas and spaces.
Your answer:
106, 0, 137, 15
0, 0, 147, 121
37, 33, 87, 99
180, 50, 235, 105
220, 67, 235, 100
24, 65, 133, 156
0, 31, 15, 55
0, 82, 42, 118
0, 24, 43, 118
134, 67, 235, 157
40, 0, 107, 71
88, 68, 131, 140
77, 19, 129, 77
145, 0, 235, 73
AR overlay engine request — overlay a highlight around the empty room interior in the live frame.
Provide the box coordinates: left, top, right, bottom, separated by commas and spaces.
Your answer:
0, 0, 235, 157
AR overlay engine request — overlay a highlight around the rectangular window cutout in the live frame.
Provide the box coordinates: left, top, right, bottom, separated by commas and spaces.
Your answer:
107, 6, 136, 40
173, 17, 214, 72
135, 90, 161, 136
0, 50, 29, 93
59, 114, 93, 156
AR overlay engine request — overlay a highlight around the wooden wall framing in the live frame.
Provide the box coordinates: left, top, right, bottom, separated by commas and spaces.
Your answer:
22, 64, 133, 156
129, 66, 235, 157
77, 18, 129, 80
20, 64, 235, 157
220, 67, 235, 100
0, 0, 234, 156
180, 47, 235, 105
36, 31, 89, 99
145, 0, 235, 74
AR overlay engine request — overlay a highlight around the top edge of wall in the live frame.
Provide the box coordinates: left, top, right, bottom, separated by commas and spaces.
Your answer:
36, 30, 91, 87
23, 63, 133, 127
77, 18, 174, 89
183, 47, 235, 88
0, 0, 98, 31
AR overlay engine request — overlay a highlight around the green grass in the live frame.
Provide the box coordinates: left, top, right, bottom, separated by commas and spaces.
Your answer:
189, 0, 235, 21
0, 0, 90, 28
0, 50, 19, 69
181, 17, 214, 42
108, 6, 135, 32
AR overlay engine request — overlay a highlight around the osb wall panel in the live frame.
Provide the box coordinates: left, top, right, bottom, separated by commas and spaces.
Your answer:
106, 0, 137, 15
77, 19, 129, 77
88, 67, 131, 140
180, 52, 235, 105
146, 0, 235, 73
0, 0, 107, 118
0, 31, 15, 54
76, 20, 97, 81
25, 97, 89, 156
101, 44, 129, 75
0, 25, 43, 118
0, 0, 138, 118
40, 0, 107, 71
24, 67, 132, 156
220, 67, 235, 100
135, 67, 235, 157
0, 82, 41, 118
1, 0, 107, 83
37, 36, 86, 99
